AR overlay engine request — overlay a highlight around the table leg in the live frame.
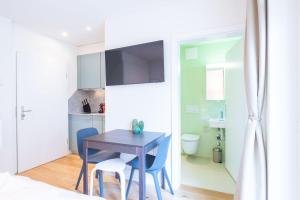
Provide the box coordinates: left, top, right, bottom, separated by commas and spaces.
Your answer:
83, 141, 88, 194
137, 148, 146, 200
161, 168, 165, 189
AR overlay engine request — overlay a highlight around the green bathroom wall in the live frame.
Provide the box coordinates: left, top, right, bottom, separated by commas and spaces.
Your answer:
180, 38, 240, 158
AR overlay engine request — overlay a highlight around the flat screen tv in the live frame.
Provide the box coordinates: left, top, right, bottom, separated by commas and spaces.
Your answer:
105, 40, 164, 86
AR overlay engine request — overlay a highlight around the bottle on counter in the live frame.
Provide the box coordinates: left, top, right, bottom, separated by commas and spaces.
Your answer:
99, 103, 105, 113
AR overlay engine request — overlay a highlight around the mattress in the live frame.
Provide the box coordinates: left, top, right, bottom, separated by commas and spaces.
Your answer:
0, 172, 104, 200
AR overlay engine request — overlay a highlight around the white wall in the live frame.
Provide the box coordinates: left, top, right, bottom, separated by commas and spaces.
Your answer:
13, 25, 77, 98
224, 39, 247, 181
0, 18, 77, 173
105, 0, 245, 133
267, 0, 300, 199
298, 0, 300, 155
105, 0, 245, 187
298, 2, 300, 193
0, 16, 16, 174
77, 42, 105, 55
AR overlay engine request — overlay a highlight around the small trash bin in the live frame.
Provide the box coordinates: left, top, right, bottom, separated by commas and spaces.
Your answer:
213, 147, 222, 163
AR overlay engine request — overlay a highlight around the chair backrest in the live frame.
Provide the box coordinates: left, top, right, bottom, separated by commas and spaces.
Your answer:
148, 135, 172, 171
77, 128, 99, 159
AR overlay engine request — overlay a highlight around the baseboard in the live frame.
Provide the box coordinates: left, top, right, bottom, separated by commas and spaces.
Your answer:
180, 184, 234, 198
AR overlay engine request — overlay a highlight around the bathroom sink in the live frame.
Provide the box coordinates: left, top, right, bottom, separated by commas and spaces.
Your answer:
209, 119, 226, 128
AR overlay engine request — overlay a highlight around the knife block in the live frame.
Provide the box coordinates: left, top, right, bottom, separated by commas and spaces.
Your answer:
83, 103, 91, 113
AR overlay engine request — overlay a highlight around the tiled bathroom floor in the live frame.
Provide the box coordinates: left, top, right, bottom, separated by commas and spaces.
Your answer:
181, 155, 235, 194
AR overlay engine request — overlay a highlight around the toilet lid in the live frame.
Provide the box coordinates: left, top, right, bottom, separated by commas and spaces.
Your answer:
182, 134, 200, 141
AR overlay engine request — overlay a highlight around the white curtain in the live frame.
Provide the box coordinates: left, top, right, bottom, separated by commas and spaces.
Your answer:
235, 0, 267, 200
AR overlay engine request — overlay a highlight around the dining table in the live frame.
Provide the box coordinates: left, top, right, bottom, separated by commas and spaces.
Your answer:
82, 129, 166, 200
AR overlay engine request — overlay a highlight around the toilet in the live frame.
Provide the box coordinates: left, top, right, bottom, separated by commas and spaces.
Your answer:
181, 134, 200, 155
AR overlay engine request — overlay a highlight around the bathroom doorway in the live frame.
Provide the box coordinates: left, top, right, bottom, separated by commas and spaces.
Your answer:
170, 29, 247, 196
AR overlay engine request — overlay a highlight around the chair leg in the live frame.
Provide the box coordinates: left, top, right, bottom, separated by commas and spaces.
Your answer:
75, 163, 84, 190
161, 168, 165, 189
162, 167, 174, 195
97, 170, 104, 197
89, 168, 97, 196
126, 167, 135, 199
118, 171, 126, 200
151, 171, 162, 200
115, 172, 120, 182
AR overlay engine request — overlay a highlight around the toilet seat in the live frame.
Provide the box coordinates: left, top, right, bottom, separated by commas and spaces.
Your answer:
182, 134, 200, 141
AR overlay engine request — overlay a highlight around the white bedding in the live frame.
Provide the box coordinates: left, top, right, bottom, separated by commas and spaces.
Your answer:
0, 173, 104, 200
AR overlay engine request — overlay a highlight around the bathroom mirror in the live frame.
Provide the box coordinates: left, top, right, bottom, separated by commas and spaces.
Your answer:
206, 64, 224, 100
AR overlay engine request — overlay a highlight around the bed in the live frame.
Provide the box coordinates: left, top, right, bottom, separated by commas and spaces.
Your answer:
0, 173, 104, 200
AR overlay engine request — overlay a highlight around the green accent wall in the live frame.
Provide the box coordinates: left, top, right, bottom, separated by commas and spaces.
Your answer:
180, 38, 240, 158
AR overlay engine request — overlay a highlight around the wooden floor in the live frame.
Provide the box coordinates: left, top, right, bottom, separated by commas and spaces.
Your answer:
19, 154, 233, 200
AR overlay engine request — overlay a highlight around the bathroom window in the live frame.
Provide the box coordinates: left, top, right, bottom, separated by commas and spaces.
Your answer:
206, 64, 224, 100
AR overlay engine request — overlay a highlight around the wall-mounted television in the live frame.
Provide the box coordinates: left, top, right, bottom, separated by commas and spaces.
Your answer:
105, 40, 164, 86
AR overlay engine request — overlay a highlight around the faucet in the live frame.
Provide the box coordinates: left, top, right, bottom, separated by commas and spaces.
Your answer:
220, 110, 224, 120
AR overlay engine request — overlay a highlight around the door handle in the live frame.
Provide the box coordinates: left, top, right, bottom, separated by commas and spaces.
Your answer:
21, 106, 32, 120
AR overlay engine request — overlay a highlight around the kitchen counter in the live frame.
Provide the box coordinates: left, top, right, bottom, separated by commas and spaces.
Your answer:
68, 112, 105, 117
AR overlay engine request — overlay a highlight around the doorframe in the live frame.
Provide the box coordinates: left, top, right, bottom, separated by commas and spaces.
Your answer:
170, 25, 244, 189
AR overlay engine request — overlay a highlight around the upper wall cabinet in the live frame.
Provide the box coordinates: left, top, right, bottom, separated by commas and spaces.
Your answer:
100, 52, 106, 88
77, 52, 106, 89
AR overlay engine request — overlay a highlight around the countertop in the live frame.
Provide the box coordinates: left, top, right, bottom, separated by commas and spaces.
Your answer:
68, 112, 105, 117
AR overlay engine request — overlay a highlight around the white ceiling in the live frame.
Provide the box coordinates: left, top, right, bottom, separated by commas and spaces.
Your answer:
0, 0, 173, 46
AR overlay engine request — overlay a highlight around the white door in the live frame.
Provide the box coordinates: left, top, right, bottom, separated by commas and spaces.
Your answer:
16, 52, 69, 173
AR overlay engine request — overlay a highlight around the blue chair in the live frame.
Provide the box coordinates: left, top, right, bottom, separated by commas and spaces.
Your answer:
126, 135, 174, 200
75, 127, 120, 196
